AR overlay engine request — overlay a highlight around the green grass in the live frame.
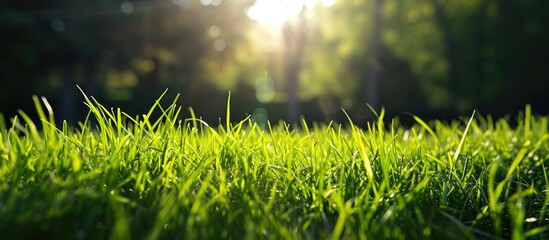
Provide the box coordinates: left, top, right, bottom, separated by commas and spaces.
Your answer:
1, 91, 548, 239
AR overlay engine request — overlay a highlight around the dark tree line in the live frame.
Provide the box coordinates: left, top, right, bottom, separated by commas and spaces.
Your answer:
1, 0, 548, 126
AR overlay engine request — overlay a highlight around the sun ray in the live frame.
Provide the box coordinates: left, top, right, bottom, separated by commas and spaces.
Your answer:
246, 0, 336, 28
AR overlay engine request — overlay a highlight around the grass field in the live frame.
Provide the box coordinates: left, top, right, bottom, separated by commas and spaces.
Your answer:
1, 91, 548, 239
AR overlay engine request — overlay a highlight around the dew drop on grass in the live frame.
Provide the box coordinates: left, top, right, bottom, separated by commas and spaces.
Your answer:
525, 217, 537, 223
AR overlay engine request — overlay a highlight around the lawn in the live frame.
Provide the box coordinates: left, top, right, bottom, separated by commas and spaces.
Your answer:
0, 91, 548, 239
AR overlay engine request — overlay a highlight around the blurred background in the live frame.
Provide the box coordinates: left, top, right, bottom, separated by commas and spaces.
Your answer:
1, 0, 548, 126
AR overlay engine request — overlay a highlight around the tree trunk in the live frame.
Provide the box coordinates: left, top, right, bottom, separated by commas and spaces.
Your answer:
367, 0, 384, 114
283, 9, 307, 123
432, 0, 460, 109
496, 0, 517, 113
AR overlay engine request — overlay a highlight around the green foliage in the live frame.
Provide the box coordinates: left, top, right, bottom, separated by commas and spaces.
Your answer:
0, 93, 548, 239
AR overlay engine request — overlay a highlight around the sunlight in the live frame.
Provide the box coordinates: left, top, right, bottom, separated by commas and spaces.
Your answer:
247, 0, 336, 28
246, 0, 303, 28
